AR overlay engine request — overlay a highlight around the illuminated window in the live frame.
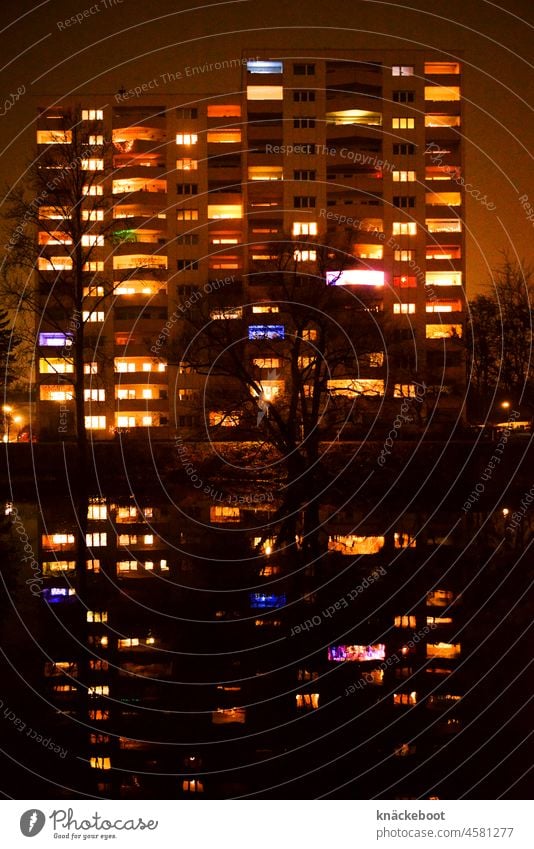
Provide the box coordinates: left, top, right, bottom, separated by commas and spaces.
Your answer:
88, 501, 107, 520
207, 130, 242, 143
394, 615, 417, 628
302, 328, 317, 341
295, 693, 319, 710
85, 532, 106, 549
328, 644, 386, 662
393, 170, 416, 182
394, 303, 416, 314
253, 358, 281, 369
393, 692, 417, 705
90, 757, 111, 770
176, 158, 198, 170
81, 233, 105, 247
212, 708, 246, 724
210, 506, 240, 523
247, 86, 284, 100
427, 642, 461, 659
425, 115, 461, 127
113, 255, 167, 271
426, 323, 462, 339
118, 638, 139, 648
117, 560, 137, 572
82, 109, 104, 121
209, 411, 239, 427
426, 300, 462, 313
248, 325, 284, 340
82, 159, 104, 171
427, 589, 454, 607
85, 415, 106, 430
353, 244, 383, 260
426, 191, 461, 206
182, 779, 205, 793
327, 269, 384, 286
368, 352, 384, 367
247, 60, 283, 74
426, 218, 462, 233
42, 533, 75, 548
42, 560, 76, 574
328, 534, 384, 554
207, 104, 241, 117
426, 245, 461, 259
392, 222, 417, 236
426, 271, 462, 286
38, 257, 73, 271
176, 133, 198, 145
394, 250, 415, 262
39, 385, 74, 402
84, 260, 104, 272
426, 616, 453, 626
392, 66, 414, 76
177, 209, 199, 220
86, 559, 101, 573
248, 166, 283, 181
252, 305, 279, 314
392, 117, 415, 130
82, 209, 104, 221
83, 184, 103, 196
425, 165, 461, 181
425, 62, 460, 74
82, 311, 105, 322
84, 389, 105, 402
37, 130, 72, 144
425, 86, 460, 101
39, 358, 73, 374
87, 611, 108, 623
292, 221, 317, 236
207, 204, 242, 219
294, 249, 317, 262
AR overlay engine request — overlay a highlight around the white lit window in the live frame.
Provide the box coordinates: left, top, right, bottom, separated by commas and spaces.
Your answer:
81, 234, 104, 246
84, 389, 105, 402
82, 311, 105, 322
247, 85, 284, 100
393, 303, 416, 314
82, 109, 104, 121
84, 261, 104, 272
294, 249, 317, 262
292, 221, 318, 236
117, 560, 137, 572
88, 502, 107, 520
393, 170, 416, 182
176, 134, 198, 145
392, 66, 414, 76
87, 611, 108, 623
392, 222, 417, 235
82, 159, 104, 171
84, 362, 98, 374
89, 134, 104, 145
86, 532, 107, 546
83, 185, 104, 196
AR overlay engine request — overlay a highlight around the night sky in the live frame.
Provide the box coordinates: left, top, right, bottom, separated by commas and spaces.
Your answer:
0, 0, 533, 295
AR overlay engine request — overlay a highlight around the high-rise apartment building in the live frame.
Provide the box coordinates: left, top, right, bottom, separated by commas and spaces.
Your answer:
34, 50, 464, 439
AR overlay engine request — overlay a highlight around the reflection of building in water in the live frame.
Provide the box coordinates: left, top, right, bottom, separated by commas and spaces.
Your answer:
21, 484, 483, 799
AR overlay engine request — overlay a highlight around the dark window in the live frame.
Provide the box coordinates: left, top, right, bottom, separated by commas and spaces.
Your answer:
176, 183, 198, 195
293, 117, 316, 128
177, 259, 199, 270
393, 143, 416, 155
176, 234, 199, 245
294, 63, 315, 75
393, 196, 416, 208
293, 196, 316, 208
294, 170, 316, 181
293, 90, 316, 102
393, 91, 415, 103
177, 108, 198, 118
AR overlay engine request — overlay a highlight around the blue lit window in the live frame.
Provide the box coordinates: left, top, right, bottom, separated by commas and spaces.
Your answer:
249, 592, 286, 609
42, 587, 76, 603
247, 60, 283, 74
39, 332, 73, 347
248, 325, 285, 340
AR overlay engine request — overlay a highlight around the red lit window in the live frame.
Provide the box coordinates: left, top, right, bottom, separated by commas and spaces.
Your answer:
393, 276, 417, 288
